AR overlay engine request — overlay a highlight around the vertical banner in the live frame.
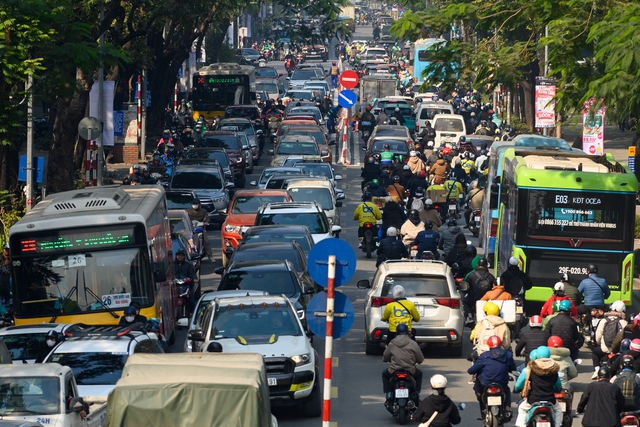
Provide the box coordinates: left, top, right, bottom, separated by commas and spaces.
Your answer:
582, 98, 606, 155
89, 81, 115, 146
534, 77, 556, 128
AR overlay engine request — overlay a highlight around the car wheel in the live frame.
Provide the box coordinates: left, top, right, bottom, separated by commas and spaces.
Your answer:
301, 374, 322, 417
365, 330, 382, 355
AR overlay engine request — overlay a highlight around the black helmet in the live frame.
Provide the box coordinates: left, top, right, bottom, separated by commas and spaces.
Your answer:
392, 175, 400, 183
465, 245, 477, 258
176, 248, 186, 256
46, 330, 58, 340
587, 264, 598, 274
383, 144, 390, 150
124, 306, 137, 316
425, 220, 433, 230
408, 209, 419, 219
367, 156, 375, 164
477, 257, 489, 268
621, 354, 635, 370
363, 191, 372, 201
447, 217, 458, 226
192, 199, 201, 205
458, 136, 466, 143
396, 323, 409, 335
597, 366, 612, 379
561, 272, 571, 282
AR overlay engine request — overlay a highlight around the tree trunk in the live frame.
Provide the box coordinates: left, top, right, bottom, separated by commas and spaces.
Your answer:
48, 69, 93, 193
0, 145, 19, 192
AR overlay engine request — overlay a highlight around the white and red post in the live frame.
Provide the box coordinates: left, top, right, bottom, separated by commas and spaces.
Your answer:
137, 75, 142, 149
322, 254, 336, 426
174, 83, 178, 111
85, 140, 97, 187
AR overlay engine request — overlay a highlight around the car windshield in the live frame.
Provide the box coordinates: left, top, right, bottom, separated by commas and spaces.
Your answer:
232, 248, 302, 271
434, 118, 464, 132
294, 163, 331, 179
232, 195, 288, 214
381, 275, 450, 297
383, 106, 412, 117
242, 48, 259, 55
257, 213, 328, 234
288, 187, 333, 210
200, 135, 239, 150
0, 332, 48, 361
0, 376, 60, 415
165, 193, 194, 209
286, 129, 324, 146
169, 216, 188, 234
224, 108, 259, 120
419, 107, 451, 120
255, 68, 278, 77
259, 169, 302, 185
172, 171, 222, 189
374, 128, 409, 137
256, 82, 278, 93
290, 108, 320, 119
48, 352, 128, 385
285, 91, 314, 100
371, 141, 408, 153
219, 122, 254, 136
276, 142, 318, 155
244, 231, 312, 253
291, 70, 316, 80
184, 150, 229, 166
219, 269, 298, 297
211, 305, 302, 340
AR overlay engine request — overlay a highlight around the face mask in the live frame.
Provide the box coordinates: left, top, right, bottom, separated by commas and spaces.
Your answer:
125, 316, 135, 323
191, 205, 199, 210
46, 339, 56, 347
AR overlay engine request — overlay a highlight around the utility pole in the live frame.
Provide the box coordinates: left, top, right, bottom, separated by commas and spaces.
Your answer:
26, 75, 34, 211
97, 8, 105, 185
140, 68, 147, 162
542, 25, 549, 136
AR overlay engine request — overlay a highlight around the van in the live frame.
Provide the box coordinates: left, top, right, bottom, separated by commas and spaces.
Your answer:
431, 114, 467, 147
415, 101, 454, 132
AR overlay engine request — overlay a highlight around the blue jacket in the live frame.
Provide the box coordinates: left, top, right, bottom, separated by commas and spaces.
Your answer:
468, 347, 516, 387
578, 273, 610, 306
414, 229, 440, 257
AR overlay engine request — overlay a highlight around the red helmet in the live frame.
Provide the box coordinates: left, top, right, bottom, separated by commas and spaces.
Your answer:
441, 146, 452, 155
487, 335, 502, 349
529, 315, 543, 328
548, 336, 563, 348
417, 170, 427, 179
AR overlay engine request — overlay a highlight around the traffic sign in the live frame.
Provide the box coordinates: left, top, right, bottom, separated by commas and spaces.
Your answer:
307, 238, 356, 288
306, 291, 355, 339
337, 90, 357, 108
339, 70, 359, 89
78, 116, 102, 141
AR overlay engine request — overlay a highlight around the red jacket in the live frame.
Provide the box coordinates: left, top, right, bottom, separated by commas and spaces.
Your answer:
540, 295, 577, 318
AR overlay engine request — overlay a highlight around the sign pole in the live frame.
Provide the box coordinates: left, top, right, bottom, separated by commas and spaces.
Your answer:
322, 254, 336, 427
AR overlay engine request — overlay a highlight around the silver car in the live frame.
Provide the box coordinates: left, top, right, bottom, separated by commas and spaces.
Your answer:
357, 259, 465, 356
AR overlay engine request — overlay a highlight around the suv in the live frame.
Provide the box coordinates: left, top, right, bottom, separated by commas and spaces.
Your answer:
254, 202, 341, 243
0, 323, 72, 363
188, 294, 321, 416
198, 131, 247, 187
357, 260, 464, 356
44, 324, 164, 397
286, 178, 342, 226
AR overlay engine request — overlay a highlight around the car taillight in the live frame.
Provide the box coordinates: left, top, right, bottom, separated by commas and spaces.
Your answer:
435, 298, 460, 309
371, 297, 395, 307
488, 386, 499, 395
365, 223, 373, 229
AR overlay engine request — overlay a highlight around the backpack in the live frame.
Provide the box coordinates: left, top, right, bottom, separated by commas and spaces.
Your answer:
506, 273, 525, 296
474, 272, 493, 299
614, 371, 640, 410
411, 197, 424, 213
476, 319, 498, 353
603, 317, 624, 348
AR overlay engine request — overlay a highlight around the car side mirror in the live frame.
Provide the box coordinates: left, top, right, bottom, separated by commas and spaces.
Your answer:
188, 329, 205, 342
457, 281, 470, 292
356, 279, 371, 289
267, 149, 274, 155
249, 180, 258, 187
286, 77, 291, 80
321, 150, 329, 157
214, 267, 225, 275
225, 182, 235, 189
336, 192, 345, 200
242, 144, 250, 150
177, 318, 189, 328
334, 174, 342, 180
331, 225, 342, 236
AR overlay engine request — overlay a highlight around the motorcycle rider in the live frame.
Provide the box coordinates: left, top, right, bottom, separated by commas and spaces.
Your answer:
418, 121, 436, 146
429, 156, 450, 182
413, 220, 440, 259
386, 175, 405, 201
515, 315, 551, 364
540, 282, 578, 318
499, 257, 533, 297
361, 157, 380, 190
471, 302, 512, 354
392, 107, 405, 126
419, 198, 442, 228
438, 218, 463, 255
400, 210, 424, 248
577, 263, 610, 315
186, 199, 214, 262
464, 258, 495, 325
377, 109, 389, 125
367, 178, 386, 197
147, 155, 166, 176
376, 227, 408, 267
612, 314, 640, 354
35, 330, 60, 363
382, 323, 424, 404
559, 273, 581, 308
360, 106, 376, 138
412, 374, 461, 426
545, 300, 581, 361
381, 285, 420, 344
139, 167, 157, 184
124, 164, 143, 185
468, 335, 515, 419
380, 144, 394, 166
577, 366, 625, 427
463, 180, 485, 229
174, 248, 198, 314
592, 300, 627, 378
448, 159, 467, 182
480, 277, 512, 301
353, 192, 382, 248
547, 336, 578, 391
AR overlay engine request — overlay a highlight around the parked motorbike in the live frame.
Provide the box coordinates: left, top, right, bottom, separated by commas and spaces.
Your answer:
385, 370, 419, 425
362, 222, 377, 259
469, 209, 481, 237
175, 276, 193, 319
525, 401, 555, 427
481, 383, 511, 427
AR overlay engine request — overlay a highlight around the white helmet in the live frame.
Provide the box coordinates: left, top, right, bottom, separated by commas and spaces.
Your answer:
553, 282, 565, 292
392, 285, 406, 299
430, 374, 447, 389
427, 140, 434, 147
387, 227, 398, 237
611, 300, 626, 313
508, 256, 518, 266
425, 198, 433, 206
410, 150, 417, 157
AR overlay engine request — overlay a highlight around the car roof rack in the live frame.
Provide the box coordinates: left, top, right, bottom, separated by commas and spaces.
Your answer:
64, 323, 146, 338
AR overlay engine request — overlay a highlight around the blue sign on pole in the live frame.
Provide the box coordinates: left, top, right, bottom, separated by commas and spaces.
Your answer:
338, 90, 357, 108
18, 156, 44, 183
113, 111, 124, 137
306, 291, 355, 339
307, 238, 357, 288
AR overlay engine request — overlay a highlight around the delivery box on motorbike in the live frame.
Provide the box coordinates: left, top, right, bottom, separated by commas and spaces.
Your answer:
426, 188, 448, 203
476, 300, 516, 324
107, 353, 277, 427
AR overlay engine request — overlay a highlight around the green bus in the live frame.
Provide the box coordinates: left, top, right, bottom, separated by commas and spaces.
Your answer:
491, 147, 637, 305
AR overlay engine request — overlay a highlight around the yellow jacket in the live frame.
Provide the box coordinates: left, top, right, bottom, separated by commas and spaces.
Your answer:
381, 299, 421, 332
443, 180, 463, 200
353, 202, 382, 227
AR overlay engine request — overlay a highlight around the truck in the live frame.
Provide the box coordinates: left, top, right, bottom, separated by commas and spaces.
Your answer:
0, 363, 107, 427
107, 353, 278, 427
359, 74, 398, 102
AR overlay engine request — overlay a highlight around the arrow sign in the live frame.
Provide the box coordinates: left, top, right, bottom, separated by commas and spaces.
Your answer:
339, 70, 359, 89
337, 90, 357, 109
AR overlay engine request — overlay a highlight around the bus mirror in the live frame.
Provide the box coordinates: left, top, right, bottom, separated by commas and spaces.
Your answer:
153, 264, 167, 282
489, 183, 499, 210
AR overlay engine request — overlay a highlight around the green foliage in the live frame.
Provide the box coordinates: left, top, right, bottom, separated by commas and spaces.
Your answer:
217, 44, 236, 63
635, 214, 640, 240
0, 191, 24, 245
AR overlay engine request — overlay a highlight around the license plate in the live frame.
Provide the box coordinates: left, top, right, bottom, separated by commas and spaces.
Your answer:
559, 402, 566, 412
537, 423, 551, 427
268, 378, 277, 386
487, 396, 502, 406
395, 389, 409, 398
516, 307, 523, 314
410, 250, 417, 258
474, 216, 481, 222
448, 205, 457, 211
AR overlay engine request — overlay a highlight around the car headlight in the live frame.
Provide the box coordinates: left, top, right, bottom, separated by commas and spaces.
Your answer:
225, 224, 241, 233
212, 197, 224, 203
291, 353, 311, 366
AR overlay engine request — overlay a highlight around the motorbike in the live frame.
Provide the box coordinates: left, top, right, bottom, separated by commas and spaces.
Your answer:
581, 308, 604, 347
524, 401, 555, 427
385, 370, 419, 425
511, 295, 527, 340
481, 383, 511, 427
446, 199, 459, 222
469, 209, 481, 237
175, 276, 193, 320
555, 389, 573, 427
192, 220, 205, 256
267, 116, 281, 143
362, 222, 377, 259
361, 121, 373, 142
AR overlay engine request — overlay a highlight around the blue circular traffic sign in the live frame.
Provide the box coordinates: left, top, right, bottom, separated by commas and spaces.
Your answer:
338, 90, 357, 108
307, 238, 356, 288
306, 291, 355, 339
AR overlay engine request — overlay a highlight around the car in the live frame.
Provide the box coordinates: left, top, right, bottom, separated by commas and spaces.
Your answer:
220, 189, 292, 266
269, 135, 327, 167
198, 131, 247, 187
255, 67, 280, 78
288, 68, 323, 89
168, 208, 201, 255
432, 114, 467, 146
283, 89, 318, 102
254, 201, 341, 243
180, 147, 235, 184
224, 105, 262, 122
369, 124, 413, 148
0, 324, 72, 363
465, 135, 495, 151
164, 190, 198, 211
281, 125, 332, 163
170, 163, 233, 225
365, 139, 411, 163
250, 166, 305, 189
292, 160, 343, 190
286, 178, 343, 225
357, 259, 465, 356
217, 118, 258, 159
275, 120, 317, 144
236, 132, 255, 174
415, 101, 454, 131
283, 101, 316, 116
256, 77, 285, 100
187, 294, 321, 416
177, 289, 270, 352
237, 48, 261, 65
287, 106, 325, 126
372, 98, 411, 116
241, 225, 315, 256
302, 80, 331, 96
44, 324, 164, 397
382, 104, 416, 132
302, 45, 328, 61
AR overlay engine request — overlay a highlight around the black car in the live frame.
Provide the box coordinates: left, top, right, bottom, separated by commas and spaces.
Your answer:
364, 139, 410, 163
165, 190, 198, 210
179, 147, 235, 184
240, 225, 315, 256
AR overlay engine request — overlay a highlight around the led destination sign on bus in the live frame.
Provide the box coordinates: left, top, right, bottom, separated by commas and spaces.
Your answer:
207, 77, 241, 84
17, 225, 138, 254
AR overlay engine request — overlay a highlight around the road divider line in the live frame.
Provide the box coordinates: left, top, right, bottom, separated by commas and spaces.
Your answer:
332, 357, 339, 367
331, 386, 338, 398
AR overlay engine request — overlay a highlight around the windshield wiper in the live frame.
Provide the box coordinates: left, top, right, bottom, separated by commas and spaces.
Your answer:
82, 271, 119, 319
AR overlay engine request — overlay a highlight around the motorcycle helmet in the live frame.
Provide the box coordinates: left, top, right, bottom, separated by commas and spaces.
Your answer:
132, 164, 140, 171
395, 107, 400, 112
487, 335, 501, 349
392, 175, 400, 183
465, 245, 477, 258
536, 346, 551, 359
529, 349, 539, 361
561, 272, 571, 283
176, 249, 186, 256
587, 263, 598, 274
553, 282, 565, 292
529, 315, 543, 328
483, 302, 500, 317
597, 366, 612, 379
430, 374, 447, 389
2, 243, 8, 250
417, 170, 427, 179
424, 220, 433, 230
547, 336, 563, 348
362, 191, 372, 201
621, 338, 632, 352
425, 198, 433, 206
558, 300, 572, 312
367, 156, 375, 164
408, 209, 420, 219
124, 306, 136, 316
410, 150, 417, 157
427, 140, 434, 148
458, 136, 466, 143
383, 144, 390, 150
477, 257, 489, 268
396, 323, 409, 335
386, 227, 398, 237
611, 300, 626, 313
415, 187, 424, 197
371, 179, 379, 185
552, 300, 562, 313
621, 354, 635, 370
508, 256, 518, 266
392, 285, 406, 299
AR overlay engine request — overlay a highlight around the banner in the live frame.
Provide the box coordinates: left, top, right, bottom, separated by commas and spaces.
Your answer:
535, 77, 555, 128
582, 98, 605, 155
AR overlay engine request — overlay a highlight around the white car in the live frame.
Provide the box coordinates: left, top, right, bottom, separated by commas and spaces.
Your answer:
254, 201, 341, 243
188, 294, 321, 417
286, 178, 343, 226
432, 113, 467, 147
0, 323, 72, 363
